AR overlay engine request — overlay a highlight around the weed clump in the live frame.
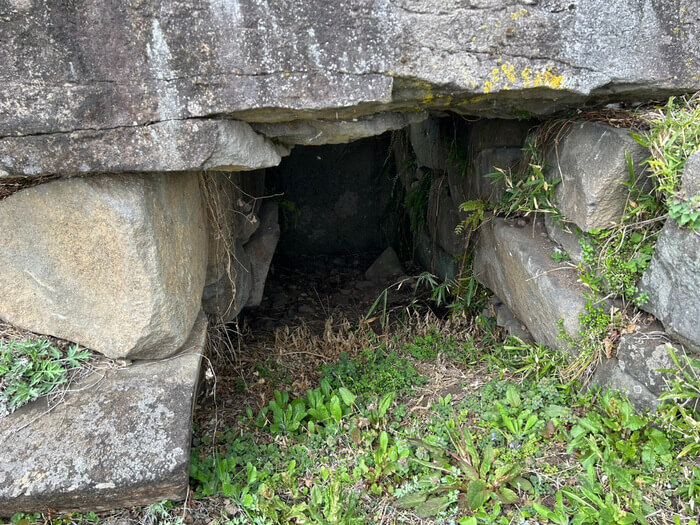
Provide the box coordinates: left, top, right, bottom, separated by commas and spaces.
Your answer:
0, 338, 91, 417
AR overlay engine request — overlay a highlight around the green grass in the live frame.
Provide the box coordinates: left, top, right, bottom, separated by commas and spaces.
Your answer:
2, 322, 698, 524
0, 338, 91, 416
183, 336, 699, 524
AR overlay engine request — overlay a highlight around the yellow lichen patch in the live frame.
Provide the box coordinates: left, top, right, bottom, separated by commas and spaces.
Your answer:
520, 66, 565, 89
483, 62, 565, 94
501, 63, 516, 83
533, 67, 565, 89
510, 8, 528, 20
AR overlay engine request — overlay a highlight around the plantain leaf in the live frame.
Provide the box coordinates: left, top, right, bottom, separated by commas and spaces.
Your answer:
496, 487, 519, 504
415, 496, 451, 517
467, 480, 491, 510
395, 492, 428, 508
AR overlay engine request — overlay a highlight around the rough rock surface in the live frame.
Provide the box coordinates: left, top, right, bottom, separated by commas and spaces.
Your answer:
253, 112, 427, 146
448, 118, 530, 208
0, 312, 207, 515
473, 216, 593, 354
202, 240, 252, 323
590, 325, 679, 411
682, 152, 700, 195
366, 247, 405, 282
3, 1, 698, 175
616, 330, 677, 397
638, 220, 700, 353
0, 172, 207, 360
202, 171, 266, 321
486, 296, 534, 344
638, 156, 699, 353
427, 176, 466, 256
414, 228, 459, 283
544, 215, 585, 265
245, 202, 281, 307
409, 117, 452, 171
0, 120, 286, 177
589, 358, 661, 413
545, 121, 649, 231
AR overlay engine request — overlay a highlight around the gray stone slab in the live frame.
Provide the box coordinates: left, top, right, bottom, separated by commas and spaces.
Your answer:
0, 312, 207, 515
253, 113, 427, 146
245, 202, 281, 307
639, 219, 700, 354
0, 120, 285, 177
545, 121, 649, 231
414, 228, 459, 283
409, 117, 451, 171
590, 357, 660, 413
474, 216, 594, 354
544, 214, 585, 265
365, 247, 405, 282
2, 1, 699, 175
427, 176, 467, 256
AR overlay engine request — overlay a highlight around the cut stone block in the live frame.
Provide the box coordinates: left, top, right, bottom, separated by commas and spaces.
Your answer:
474, 216, 593, 354
427, 176, 466, 256
545, 121, 649, 231
0, 172, 207, 360
0, 120, 285, 177
253, 112, 427, 146
245, 202, 281, 307
638, 220, 700, 353
409, 117, 450, 171
414, 228, 459, 283
0, 312, 207, 515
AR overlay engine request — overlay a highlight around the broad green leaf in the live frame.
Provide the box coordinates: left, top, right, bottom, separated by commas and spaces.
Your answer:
338, 387, 356, 406
395, 492, 428, 508
330, 397, 343, 423
467, 480, 490, 510
415, 496, 450, 517
496, 487, 519, 504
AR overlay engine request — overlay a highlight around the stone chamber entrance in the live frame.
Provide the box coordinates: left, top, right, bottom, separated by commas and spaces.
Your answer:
2, 109, 699, 523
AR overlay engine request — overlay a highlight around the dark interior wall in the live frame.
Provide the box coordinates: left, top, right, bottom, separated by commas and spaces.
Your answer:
270, 134, 396, 257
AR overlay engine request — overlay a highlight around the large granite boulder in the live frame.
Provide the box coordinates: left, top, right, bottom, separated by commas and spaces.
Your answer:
545, 121, 649, 231
0, 312, 207, 515
473, 216, 593, 354
2, 1, 699, 176
0, 172, 207, 360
